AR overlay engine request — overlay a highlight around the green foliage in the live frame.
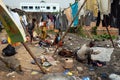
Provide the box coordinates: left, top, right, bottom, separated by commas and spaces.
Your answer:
93, 33, 117, 41
91, 26, 97, 35
76, 26, 86, 37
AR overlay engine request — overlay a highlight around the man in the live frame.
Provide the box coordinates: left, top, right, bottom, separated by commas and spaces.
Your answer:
27, 18, 36, 43
76, 41, 95, 64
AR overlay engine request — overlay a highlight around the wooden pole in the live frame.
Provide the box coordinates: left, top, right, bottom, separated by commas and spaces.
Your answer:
105, 27, 115, 48
53, 0, 87, 56
104, 16, 115, 48
21, 42, 47, 74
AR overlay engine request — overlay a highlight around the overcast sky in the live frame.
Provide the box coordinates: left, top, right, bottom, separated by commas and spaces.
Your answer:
3, 0, 75, 9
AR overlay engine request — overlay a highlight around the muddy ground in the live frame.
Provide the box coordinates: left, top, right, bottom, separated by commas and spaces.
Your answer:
0, 30, 120, 80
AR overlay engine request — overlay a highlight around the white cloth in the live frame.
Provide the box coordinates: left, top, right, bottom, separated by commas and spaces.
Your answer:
39, 22, 43, 27
78, 0, 85, 19
10, 11, 26, 41
22, 15, 28, 26
91, 47, 114, 61
97, 0, 111, 15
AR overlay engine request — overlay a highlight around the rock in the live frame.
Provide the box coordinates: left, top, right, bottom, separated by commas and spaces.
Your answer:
40, 73, 75, 80
77, 67, 83, 72
109, 74, 120, 80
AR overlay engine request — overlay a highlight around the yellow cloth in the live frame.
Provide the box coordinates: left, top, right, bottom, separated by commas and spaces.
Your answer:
8, 36, 11, 44
41, 26, 47, 40
86, 0, 98, 17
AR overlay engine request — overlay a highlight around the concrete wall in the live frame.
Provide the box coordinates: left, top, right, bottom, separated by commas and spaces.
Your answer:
3, 0, 75, 9
20, 2, 60, 12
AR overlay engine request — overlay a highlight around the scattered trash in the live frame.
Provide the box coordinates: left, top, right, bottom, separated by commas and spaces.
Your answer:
12, 76, 15, 78
42, 61, 51, 67
92, 60, 106, 67
72, 76, 82, 80
68, 37, 72, 40
77, 67, 83, 72
106, 44, 110, 48
31, 58, 41, 64
1, 39, 8, 44
6, 71, 16, 77
2, 44, 17, 57
63, 69, 73, 76
44, 55, 56, 65
82, 76, 90, 80
40, 55, 47, 64
70, 43, 73, 45
97, 77, 102, 80
31, 71, 39, 75
58, 49, 73, 57
88, 66, 95, 71
47, 65, 65, 73
100, 73, 108, 79
40, 73, 75, 80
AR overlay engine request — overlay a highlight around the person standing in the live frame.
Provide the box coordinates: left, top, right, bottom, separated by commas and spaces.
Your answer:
27, 18, 36, 43
41, 22, 47, 40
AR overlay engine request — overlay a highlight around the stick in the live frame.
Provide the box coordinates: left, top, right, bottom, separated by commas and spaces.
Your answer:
53, 0, 87, 56
104, 16, 115, 48
21, 42, 47, 74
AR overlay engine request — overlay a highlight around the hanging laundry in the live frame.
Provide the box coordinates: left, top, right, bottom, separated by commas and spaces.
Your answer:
61, 14, 68, 30
85, 0, 98, 17
71, 2, 79, 27
78, 0, 85, 19
55, 14, 60, 29
110, 14, 117, 27
97, 0, 111, 15
22, 15, 28, 27
102, 15, 110, 27
64, 8, 72, 26
110, 0, 120, 28
96, 11, 101, 26
41, 14, 48, 22
85, 11, 94, 26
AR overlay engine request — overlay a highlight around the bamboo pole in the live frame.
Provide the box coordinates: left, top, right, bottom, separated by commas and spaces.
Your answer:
21, 42, 47, 74
53, 0, 87, 56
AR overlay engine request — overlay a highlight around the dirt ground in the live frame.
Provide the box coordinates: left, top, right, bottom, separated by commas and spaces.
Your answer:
0, 29, 120, 80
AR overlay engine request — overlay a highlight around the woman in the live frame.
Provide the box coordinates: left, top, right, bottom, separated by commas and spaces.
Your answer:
41, 22, 47, 40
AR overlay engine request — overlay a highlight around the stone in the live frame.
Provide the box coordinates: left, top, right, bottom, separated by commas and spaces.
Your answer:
109, 74, 120, 80
77, 67, 83, 72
